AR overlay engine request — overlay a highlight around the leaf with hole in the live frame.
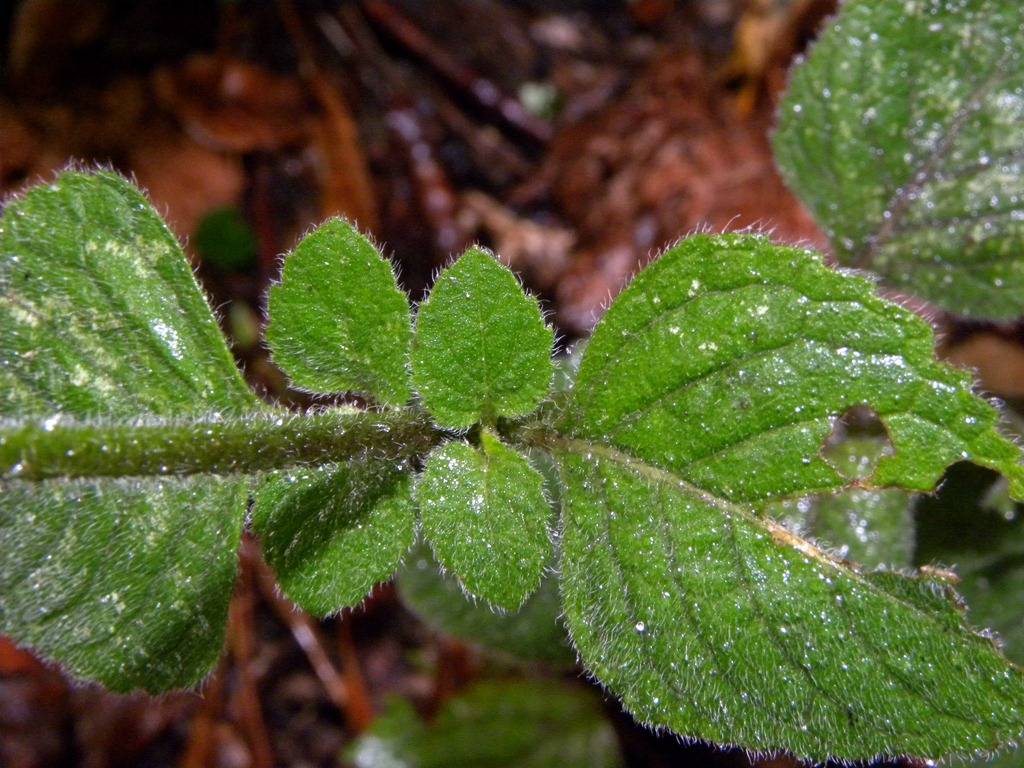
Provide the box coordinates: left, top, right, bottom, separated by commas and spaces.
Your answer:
552, 233, 1024, 761
564, 234, 1024, 501
770, 435, 916, 569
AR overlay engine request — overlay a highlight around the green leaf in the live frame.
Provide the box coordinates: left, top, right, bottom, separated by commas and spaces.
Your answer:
417, 430, 550, 609
348, 681, 622, 768
0, 478, 245, 692
563, 234, 1024, 502
397, 544, 574, 667
411, 247, 553, 429
0, 171, 257, 690
266, 218, 412, 406
552, 234, 1024, 760
774, 0, 1024, 318
554, 448, 1024, 762
251, 459, 416, 615
0, 171, 257, 416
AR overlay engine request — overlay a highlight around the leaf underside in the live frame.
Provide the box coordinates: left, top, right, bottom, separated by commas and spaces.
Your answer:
555, 234, 1024, 761
774, 0, 1024, 318
349, 681, 623, 768
265, 218, 413, 406
0, 171, 256, 690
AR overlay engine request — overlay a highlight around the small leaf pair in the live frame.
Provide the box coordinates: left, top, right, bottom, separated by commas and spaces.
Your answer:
413, 247, 554, 609
265, 222, 553, 422
263, 222, 555, 611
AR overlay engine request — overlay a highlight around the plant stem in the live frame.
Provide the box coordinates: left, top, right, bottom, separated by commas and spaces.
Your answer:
0, 407, 440, 482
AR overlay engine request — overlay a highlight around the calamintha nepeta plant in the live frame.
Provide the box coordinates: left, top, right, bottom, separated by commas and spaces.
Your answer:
4, 0, 1024, 763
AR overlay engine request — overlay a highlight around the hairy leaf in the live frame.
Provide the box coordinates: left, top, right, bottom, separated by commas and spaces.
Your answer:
564, 234, 1024, 501
417, 430, 550, 609
348, 681, 622, 768
554, 447, 1024, 761
0, 478, 244, 692
554, 234, 1024, 760
265, 219, 412, 406
252, 460, 416, 615
0, 171, 255, 689
411, 247, 552, 428
774, 0, 1024, 318
0, 171, 257, 416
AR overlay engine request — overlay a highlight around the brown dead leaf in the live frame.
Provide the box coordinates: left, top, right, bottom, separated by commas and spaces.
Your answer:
152, 55, 311, 154
129, 132, 245, 241
538, 47, 825, 333
944, 332, 1024, 398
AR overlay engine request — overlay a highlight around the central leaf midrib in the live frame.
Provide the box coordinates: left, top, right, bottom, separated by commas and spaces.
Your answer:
474, 287, 492, 419
573, 452, 947, 755
550, 434, 984, 626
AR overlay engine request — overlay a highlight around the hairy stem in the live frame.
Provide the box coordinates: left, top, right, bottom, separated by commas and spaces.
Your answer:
0, 407, 440, 482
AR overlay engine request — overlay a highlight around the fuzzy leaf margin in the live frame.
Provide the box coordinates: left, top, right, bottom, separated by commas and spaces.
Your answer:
265, 218, 413, 406
552, 233, 1024, 762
